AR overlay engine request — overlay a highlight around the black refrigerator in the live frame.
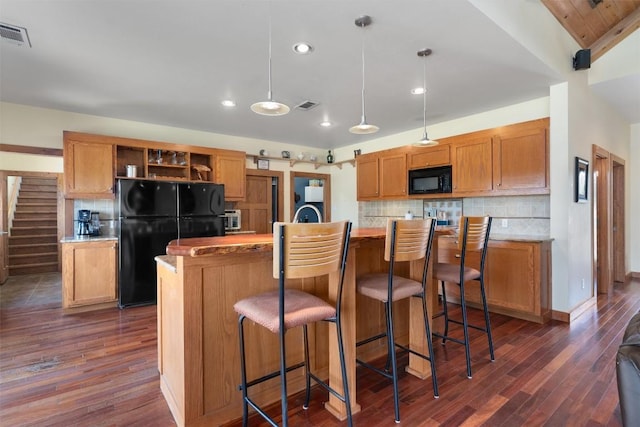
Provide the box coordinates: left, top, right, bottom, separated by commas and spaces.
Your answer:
117, 179, 224, 308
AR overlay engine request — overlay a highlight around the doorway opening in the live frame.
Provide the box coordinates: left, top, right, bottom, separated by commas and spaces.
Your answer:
592, 145, 626, 296
290, 171, 331, 223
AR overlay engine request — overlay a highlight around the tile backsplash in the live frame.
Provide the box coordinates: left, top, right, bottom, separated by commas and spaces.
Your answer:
359, 195, 550, 236
73, 199, 117, 236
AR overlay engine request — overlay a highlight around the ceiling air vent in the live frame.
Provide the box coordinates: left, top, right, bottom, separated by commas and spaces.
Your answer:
0, 23, 31, 47
294, 100, 319, 111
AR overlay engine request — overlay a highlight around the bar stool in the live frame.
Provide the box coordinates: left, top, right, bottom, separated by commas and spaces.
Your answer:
356, 218, 439, 423
233, 221, 353, 427
433, 216, 494, 379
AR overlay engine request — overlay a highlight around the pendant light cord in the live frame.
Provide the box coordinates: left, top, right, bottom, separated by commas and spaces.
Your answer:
267, 11, 273, 101
423, 57, 427, 137
360, 21, 367, 122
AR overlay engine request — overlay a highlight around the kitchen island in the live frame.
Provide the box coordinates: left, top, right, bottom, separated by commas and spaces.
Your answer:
157, 228, 446, 426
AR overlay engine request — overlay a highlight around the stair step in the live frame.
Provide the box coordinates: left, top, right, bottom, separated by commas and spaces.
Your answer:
9, 235, 58, 245
18, 193, 58, 201
9, 262, 59, 276
13, 212, 57, 219
9, 252, 58, 265
10, 227, 57, 237
12, 219, 57, 227
20, 178, 58, 186
14, 204, 57, 213
19, 184, 58, 192
7, 243, 59, 255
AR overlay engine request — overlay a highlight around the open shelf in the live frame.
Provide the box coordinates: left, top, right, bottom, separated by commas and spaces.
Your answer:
248, 154, 355, 170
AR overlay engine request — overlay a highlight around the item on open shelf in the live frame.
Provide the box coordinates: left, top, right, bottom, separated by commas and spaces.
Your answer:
281, 151, 290, 159
177, 152, 187, 165
309, 154, 317, 162
170, 151, 178, 165
156, 149, 163, 164
327, 150, 334, 163
297, 153, 305, 160
191, 163, 211, 181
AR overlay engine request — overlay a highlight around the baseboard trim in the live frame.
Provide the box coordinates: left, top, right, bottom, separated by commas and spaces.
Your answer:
551, 296, 598, 323
629, 271, 640, 279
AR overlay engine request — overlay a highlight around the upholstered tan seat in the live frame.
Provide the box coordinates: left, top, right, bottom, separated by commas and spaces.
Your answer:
234, 289, 336, 333
355, 218, 439, 424
234, 221, 353, 427
433, 216, 493, 379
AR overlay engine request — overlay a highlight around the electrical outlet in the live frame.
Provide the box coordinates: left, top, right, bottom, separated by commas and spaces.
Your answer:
501, 219, 508, 228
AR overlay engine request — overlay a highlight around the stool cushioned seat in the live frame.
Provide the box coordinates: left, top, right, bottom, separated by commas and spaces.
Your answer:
434, 263, 480, 283
357, 273, 422, 302
234, 289, 335, 334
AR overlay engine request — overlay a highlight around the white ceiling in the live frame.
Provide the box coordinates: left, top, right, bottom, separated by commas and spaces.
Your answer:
0, 0, 632, 150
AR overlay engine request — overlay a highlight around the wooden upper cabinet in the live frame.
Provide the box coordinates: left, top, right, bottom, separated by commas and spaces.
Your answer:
356, 153, 380, 200
451, 136, 493, 194
379, 152, 407, 198
408, 145, 450, 169
64, 137, 115, 199
216, 151, 246, 201
492, 120, 548, 193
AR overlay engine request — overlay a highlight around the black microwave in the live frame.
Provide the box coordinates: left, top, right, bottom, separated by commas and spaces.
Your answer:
408, 165, 452, 195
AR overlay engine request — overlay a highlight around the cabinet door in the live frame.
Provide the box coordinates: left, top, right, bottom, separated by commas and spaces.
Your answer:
64, 140, 115, 198
379, 152, 407, 198
216, 152, 246, 200
493, 126, 547, 192
62, 241, 117, 308
451, 137, 493, 193
408, 145, 450, 169
356, 154, 380, 200
486, 242, 536, 313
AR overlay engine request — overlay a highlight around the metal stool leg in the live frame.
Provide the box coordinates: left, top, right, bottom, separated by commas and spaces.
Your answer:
421, 293, 439, 398
459, 284, 472, 379
238, 315, 249, 427
441, 280, 449, 344
303, 324, 311, 410
385, 300, 401, 423
479, 278, 495, 361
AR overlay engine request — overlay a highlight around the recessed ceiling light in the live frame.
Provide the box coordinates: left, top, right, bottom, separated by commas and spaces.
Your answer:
411, 87, 425, 95
293, 42, 313, 54
320, 120, 332, 127
221, 100, 236, 107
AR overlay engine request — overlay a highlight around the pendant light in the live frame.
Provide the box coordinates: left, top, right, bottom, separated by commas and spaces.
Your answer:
415, 48, 438, 146
251, 12, 289, 116
349, 15, 379, 134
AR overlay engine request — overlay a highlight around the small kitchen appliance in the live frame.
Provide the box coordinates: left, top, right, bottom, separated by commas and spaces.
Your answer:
90, 211, 102, 236
77, 209, 91, 236
223, 209, 241, 231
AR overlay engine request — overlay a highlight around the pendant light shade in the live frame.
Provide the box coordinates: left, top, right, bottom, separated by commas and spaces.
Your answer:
251, 14, 289, 116
415, 48, 438, 146
350, 15, 379, 135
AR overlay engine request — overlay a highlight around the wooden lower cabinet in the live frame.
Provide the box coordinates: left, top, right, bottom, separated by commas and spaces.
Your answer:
62, 240, 118, 310
438, 237, 551, 323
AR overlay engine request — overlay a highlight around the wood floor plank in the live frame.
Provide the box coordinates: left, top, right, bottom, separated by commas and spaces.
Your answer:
1, 274, 638, 426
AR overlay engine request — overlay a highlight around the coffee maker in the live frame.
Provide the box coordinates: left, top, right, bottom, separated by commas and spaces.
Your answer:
77, 209, 91, 236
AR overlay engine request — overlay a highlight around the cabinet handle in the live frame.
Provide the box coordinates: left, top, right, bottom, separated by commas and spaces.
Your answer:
455, 254, 461, 258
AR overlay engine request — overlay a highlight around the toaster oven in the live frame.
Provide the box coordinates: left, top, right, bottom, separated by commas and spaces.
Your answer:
223, 209, 241, 231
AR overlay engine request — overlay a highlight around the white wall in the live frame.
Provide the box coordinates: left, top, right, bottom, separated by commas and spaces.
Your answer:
631, 124, 640, 273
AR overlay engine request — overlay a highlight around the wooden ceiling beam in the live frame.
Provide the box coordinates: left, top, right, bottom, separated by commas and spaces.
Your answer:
589, 6, 640, 61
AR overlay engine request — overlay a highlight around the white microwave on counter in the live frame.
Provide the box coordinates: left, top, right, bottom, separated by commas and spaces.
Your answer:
223, 209, 241, 231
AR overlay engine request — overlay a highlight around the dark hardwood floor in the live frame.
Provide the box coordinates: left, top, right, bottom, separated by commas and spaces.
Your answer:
1, 273, 637, 426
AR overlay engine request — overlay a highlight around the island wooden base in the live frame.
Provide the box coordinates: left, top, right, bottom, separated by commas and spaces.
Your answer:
157, 230, 440, 426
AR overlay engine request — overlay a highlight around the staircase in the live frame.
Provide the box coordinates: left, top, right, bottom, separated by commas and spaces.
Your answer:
8, 177, 59, 275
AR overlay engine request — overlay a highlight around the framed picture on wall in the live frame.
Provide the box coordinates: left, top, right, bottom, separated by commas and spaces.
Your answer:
575, 157, 589, 203
257, 159, 269, 170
